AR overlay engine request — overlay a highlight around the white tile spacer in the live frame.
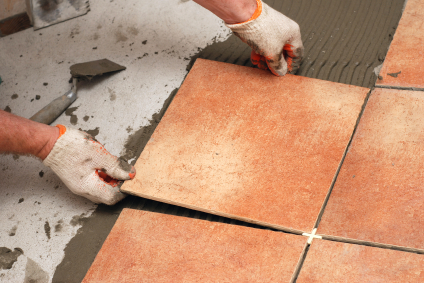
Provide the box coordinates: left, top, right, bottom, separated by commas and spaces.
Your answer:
302, 228, 322, 244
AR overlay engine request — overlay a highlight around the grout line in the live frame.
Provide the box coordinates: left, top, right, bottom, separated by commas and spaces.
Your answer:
289, 230, 424, 283
375, 85, 424, 92
319, 234, 424, 255
312, 89, 373, 229
288, 89, 375, 282
289, 241, 310, 283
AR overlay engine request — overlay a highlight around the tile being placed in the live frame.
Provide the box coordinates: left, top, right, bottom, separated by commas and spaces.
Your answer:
376, 0, 424, 88
121, 59, 369, 233
297, 239, 424, 283
82, 209, 306, 283
318, 88, 424, 249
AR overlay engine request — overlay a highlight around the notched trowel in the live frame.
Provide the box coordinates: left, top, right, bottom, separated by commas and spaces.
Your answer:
30, 59, 126, 125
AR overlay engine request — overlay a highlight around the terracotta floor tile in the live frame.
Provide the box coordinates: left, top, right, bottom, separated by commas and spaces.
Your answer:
376, 0, 424, 88
82, 209, 306, 283
297, 239, 424, 283
121, 59, 368, 232
318, 88, 424, 249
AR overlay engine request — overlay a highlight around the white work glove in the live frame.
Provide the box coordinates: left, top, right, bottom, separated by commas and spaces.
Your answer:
43, 125, 135, 205
226, 0, 304, 76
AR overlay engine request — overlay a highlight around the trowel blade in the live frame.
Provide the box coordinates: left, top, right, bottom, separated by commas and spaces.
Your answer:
30, 0, 90, 30
70, 59, 126, 80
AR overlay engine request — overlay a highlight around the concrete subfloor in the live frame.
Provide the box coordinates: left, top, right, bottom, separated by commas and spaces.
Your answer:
0, 0, 407, 282
0, 0, 230, 281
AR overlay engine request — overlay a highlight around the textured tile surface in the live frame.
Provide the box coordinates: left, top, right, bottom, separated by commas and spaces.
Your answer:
83, 209, 306, 283
297, 240, 424, 282
319, 88, 424, 249
122, 59, 368, 232
376, 0, 424, 88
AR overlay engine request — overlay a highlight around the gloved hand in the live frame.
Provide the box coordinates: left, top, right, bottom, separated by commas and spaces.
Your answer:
226, 0, 304, 76
43, 125, 135, 205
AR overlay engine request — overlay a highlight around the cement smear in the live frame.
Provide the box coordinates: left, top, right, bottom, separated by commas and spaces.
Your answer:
188, 0, 405, 88
120, 88, 179, 164
24, 258, 49, 283
0, 247, 23, 270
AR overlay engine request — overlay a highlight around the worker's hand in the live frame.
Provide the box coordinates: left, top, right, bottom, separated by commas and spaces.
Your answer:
226, 0, 304, 76
43, 125, 135, 205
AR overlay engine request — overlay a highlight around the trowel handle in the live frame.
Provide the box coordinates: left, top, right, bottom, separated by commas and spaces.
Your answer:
30, 88, 77, 125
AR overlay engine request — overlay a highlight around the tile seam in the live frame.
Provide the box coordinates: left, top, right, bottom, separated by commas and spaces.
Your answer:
311, 89, 373, 229
289, 85, 372, 283
319, 234, 424, 255
289, 241, 310, 283
375, 85, 424, 92
289, 225, 424, 283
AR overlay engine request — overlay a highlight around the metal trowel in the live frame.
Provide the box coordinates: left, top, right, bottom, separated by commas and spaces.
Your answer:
30, 59, 126, 125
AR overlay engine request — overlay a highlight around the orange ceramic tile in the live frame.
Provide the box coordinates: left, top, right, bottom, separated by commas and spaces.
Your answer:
318, 88, 424, 249
83, 209, 306, 283
376, 0, 424, 88
121, 59, 368, 233
297, 240, 424, 283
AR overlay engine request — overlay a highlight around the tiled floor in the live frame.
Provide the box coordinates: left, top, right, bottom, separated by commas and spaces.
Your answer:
1, 0, 423, 281
85, 8, 424, 279
121, 59, 369, 233
83, 209, 306, 283
376, 0, 424, 88
317, 88, 424, 250
89, 2, 424, 282
297, 239, 424, 282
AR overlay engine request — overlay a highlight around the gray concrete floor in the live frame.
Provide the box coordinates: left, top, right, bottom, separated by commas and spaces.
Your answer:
0, 0, 230, 281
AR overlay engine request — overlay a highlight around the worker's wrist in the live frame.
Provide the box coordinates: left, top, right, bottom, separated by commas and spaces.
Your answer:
37, 126, 60, 160
193, 0, 258, 25
224, 0, 259, 24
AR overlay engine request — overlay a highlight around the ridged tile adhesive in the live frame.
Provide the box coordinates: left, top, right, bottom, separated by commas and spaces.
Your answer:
189, 0, 405, 88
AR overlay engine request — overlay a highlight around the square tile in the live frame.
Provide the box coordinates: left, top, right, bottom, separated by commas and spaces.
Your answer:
82, 209, 306, 283
318, 88, 424, 249
376, 0, 424, 88
297, 239, 424, 282
121, 59, 368, 233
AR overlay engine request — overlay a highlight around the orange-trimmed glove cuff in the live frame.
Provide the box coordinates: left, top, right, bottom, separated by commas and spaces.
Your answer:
238, 0, 262, 24
55, 124, 67, 139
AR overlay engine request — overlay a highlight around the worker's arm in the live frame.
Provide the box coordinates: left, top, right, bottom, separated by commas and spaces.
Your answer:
193, 0, 304, 76
0, 110, 135, 205
0, 109, 59, 159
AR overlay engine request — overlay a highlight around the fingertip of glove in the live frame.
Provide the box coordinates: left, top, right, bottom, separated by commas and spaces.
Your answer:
116, 158, 136, 179
267, 64, 285, 77
102, 193, 127, 206
129, 168, 136, 180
